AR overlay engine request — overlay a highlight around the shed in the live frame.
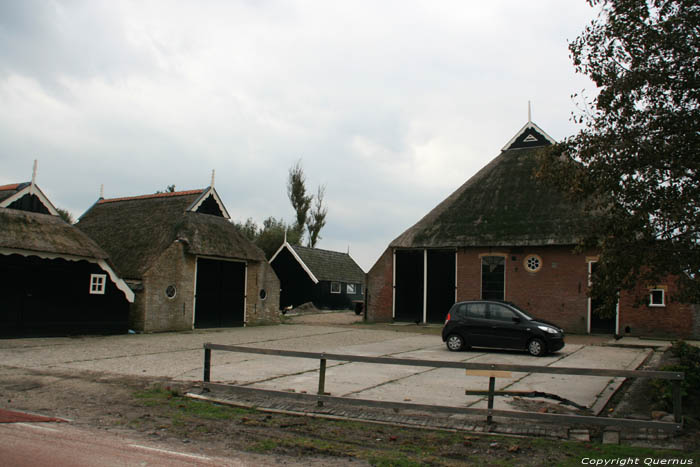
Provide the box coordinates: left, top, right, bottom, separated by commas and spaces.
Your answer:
270, 242, 365, 311
1, 181, 133, 336
76, 186, 280, 332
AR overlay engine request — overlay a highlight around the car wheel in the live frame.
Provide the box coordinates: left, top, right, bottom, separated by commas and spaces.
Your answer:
527, 338, 546, 357
446, 334, 465, 352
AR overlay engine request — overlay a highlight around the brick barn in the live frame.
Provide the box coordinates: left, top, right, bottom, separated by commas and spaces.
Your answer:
366, 119, 699, 339
1, 180, 133, 336
77, 185, 280, 332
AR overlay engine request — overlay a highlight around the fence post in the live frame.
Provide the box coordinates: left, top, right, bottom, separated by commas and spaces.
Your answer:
203, 346, 211, 385
486, 376, 496, 424
318, 356, 327, 407
673, 380, 682, 423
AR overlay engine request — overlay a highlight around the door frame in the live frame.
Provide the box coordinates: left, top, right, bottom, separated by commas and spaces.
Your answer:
192, 255, 248, 328
586, 259, 618, 334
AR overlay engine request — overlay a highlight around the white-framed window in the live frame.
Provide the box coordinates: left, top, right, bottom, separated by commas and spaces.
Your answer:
330, 282, 341, 294
90, 274, 106, 295
524, 254, 542, 272
649, 288, 666, 307
347, 283, 356, 294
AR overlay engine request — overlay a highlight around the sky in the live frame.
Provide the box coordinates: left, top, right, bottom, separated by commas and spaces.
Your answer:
0, 0, 600, 271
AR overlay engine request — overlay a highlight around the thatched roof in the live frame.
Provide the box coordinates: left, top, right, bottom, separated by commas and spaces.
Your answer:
76, 188, 265, 279
0, 208, 109, 259
290, 244, 365, 283
391, 122, 587, 248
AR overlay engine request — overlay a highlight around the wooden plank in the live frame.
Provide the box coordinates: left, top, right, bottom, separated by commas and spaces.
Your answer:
200, 383, 682, 431
203, 343, 684, 380
466, 370, 512, 378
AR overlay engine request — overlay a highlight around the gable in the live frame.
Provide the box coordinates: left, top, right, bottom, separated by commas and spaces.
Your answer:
187, 187, 230, 219
501, 121, 556, 151
0, 183, 58, 215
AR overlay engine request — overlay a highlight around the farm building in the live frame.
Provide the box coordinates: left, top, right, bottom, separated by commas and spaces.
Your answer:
270, 241, 365, 311
76, 185, 280, 332
366, 119, 700, 339
1, 180, 133, 336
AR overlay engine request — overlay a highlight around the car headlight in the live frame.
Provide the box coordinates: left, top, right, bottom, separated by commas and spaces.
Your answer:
538, 325, 559, 334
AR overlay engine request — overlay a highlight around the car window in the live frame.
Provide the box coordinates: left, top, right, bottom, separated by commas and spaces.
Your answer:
451, 303, 468, 320
466, 303, 487, 319
488, 304, 515, 322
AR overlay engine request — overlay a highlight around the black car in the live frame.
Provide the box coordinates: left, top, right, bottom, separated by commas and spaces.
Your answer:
441, 300, 564, 356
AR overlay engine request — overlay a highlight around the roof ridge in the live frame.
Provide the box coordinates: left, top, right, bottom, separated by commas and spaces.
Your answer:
98, 189, 205, 204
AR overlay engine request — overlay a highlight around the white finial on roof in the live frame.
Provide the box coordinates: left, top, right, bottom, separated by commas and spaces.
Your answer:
211, 169, 215, 188
100, 184, 104, 199
31, 159, 37, 185
284, 229, 287, 244
528, 101, 532, 123
347, 245, 350, 255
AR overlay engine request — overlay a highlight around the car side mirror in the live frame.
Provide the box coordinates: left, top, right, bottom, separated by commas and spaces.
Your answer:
512, 316, 521, 323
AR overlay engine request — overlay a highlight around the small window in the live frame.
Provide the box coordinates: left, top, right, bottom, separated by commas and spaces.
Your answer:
524, 254, 542, 272
330, 282, 341, 294
347, 283, 356, 294
466, 303, 487, 319
649, 288, 666, 307
90, 274, 106, 295
165, 285, 177, 299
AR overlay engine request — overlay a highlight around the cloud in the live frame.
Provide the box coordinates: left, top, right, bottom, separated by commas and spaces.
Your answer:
0, 0, 599, 270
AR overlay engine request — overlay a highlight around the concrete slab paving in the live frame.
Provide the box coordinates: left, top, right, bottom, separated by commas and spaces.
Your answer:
0, 324, 654, 418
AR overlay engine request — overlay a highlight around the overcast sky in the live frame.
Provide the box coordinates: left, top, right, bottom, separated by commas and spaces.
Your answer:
0, 0, 599, 270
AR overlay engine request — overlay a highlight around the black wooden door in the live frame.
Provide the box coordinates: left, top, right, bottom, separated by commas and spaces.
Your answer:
426, 250, 456, 323
195, 258, 246, 328
394, 250, 424, 322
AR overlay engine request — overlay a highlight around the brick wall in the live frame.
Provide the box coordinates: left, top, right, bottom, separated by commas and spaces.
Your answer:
142, 241, 196, 332
366, 247, 394, 322
245, 260, 282, 325
618, 280, 700, 339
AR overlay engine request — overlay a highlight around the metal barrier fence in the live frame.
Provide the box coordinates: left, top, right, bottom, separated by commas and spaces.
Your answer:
202, 343, 684, 431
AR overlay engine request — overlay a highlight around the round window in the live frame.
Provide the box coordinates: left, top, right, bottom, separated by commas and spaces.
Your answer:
524, 255, 542, 272
259, 289, 267, 300
165, 285, 177, 299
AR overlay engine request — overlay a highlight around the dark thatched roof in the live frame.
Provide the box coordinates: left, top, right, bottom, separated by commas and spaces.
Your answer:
290, 244, 365, 283
0, 208, 109, 259
76, 189, 266, 279
391, 123, 587, 248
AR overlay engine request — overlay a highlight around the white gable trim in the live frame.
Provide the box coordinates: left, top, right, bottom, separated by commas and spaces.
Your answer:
187, 187, 230, 219
501, 121, 556, 151
0, 247, 135, 302
0, 184, 59, 216
269, 241, 319, 284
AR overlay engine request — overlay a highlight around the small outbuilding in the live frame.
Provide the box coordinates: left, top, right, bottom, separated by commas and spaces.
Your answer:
76, 185, 280, 332
1, 180, 133, 336
270, 241, 365, 311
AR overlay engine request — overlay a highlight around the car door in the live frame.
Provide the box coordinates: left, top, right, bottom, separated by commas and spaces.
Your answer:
464, 302, 490, 346
485, 303, 527, 349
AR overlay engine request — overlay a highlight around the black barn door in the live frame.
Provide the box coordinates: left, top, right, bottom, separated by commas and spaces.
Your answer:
426, 250, 455, 323
195, 258, 246, 328
394, 250, 423, 322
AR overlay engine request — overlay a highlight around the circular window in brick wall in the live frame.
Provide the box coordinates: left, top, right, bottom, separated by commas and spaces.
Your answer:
259, 289, 267, 300
165, 285, 177, 299
524, 255, 542, 272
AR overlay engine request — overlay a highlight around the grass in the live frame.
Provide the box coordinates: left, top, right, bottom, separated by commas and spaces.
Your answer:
128, 385, 700, 466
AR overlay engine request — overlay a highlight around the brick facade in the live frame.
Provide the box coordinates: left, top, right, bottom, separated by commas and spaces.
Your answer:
129, 241, 281, 332
366, 245, 700, 338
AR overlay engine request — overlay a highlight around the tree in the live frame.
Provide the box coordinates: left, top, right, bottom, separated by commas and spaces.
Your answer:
287, 160, 312, 241
538, 0, 700, 313
306, 185, 328, 248
156, 185, 176, 194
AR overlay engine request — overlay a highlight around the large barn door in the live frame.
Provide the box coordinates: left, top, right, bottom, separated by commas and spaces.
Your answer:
195, 258, 246, 328
394, 250, 423, 322
426, 250, 456, 323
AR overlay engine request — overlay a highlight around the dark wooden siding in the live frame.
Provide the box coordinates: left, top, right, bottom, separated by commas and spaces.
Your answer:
0, 254, 129, 337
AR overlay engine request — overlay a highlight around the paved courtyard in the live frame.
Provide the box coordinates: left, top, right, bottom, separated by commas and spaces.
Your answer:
0, 322, 656, 415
